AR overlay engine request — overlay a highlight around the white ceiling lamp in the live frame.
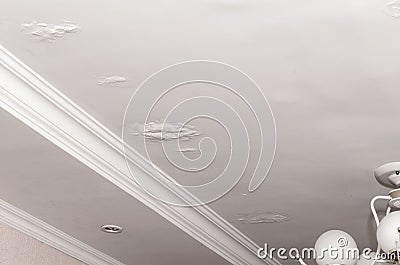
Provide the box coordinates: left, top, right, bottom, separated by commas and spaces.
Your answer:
377, 211, 400, 255
357, 252, 391, 265
373, 163, 400, 263
313, 230, 358, 265
296, 163, 400, 265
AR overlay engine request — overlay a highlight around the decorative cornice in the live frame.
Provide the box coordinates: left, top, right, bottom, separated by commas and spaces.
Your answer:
0, 198, 125, 265
0, 45, 280, 265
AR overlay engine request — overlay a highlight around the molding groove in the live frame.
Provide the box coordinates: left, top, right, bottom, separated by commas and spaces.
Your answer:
0, 198, 125, 265
0, 45, 280, 265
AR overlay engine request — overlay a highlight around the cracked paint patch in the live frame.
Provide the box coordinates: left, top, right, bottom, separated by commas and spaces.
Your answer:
21, 21, 80, 40
131, 120, 201, 142
236, 211, 289, 224
176, 146, 199, 153
384, 0, 400, 17
97, 76, 128, 86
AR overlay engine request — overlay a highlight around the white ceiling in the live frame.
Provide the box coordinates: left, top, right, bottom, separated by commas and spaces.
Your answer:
0, 107, 230, 264
1, 0, 400, 264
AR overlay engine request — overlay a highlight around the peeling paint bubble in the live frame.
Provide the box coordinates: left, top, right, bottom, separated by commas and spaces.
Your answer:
97, 76, 128, 86
177, 146, 199, 153
384, 0, 400, 18
21, 21, 80, 40
122, 61, 276, 206
237, 211, 289, 224
131, 120, 201, 142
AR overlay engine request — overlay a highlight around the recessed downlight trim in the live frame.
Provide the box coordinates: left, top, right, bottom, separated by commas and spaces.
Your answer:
101, 225, 123, 234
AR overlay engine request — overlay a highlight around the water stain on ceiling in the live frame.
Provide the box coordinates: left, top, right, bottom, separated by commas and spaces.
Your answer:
130, 120, 201, 142
384, 0, 400, 18
236, 211, 290, 224
97, 76, 128, 86
176, 146, 199, 153
21, 21, 80, 41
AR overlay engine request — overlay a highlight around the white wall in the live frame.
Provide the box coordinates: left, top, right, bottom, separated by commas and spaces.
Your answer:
0, 222, 86, 265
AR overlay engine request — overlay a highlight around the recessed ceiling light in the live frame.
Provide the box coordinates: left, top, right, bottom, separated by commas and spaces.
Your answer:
101, 224, 123, 234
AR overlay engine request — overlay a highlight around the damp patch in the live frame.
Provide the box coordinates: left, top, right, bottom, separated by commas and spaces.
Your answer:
21, 21, 80, 40
176, 146, 199, 153
236, 211, 289, 224
384, 0, 400, 18
131, 120, 201, 142
97, 76, 128, 86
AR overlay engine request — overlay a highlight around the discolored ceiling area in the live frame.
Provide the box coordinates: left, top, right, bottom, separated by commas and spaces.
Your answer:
1, 0, 400, 265
0, 106, 230, 265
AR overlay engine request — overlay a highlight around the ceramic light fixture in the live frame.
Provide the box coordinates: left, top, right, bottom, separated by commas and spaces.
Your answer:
297, 162, 400, 265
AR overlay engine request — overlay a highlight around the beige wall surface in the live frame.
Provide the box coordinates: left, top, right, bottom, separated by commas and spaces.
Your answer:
0, 222, 86, 265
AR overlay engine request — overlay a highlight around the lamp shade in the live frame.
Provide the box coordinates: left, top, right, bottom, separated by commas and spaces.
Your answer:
356, 252, 390, 265
376, 211, 400, 254
315, 230, 358, 265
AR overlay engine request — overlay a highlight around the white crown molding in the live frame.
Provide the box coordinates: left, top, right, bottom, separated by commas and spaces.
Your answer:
0, 198, 125, 265
0, 45, 280, 265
